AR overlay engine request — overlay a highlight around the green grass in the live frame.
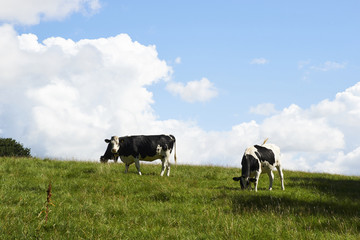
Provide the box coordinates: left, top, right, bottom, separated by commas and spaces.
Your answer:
1, 157, 359, 239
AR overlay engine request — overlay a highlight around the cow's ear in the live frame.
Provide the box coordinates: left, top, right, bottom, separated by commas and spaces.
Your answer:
249, 178, 257, 182
233, 177, 241, 181
105, 139, 110, 143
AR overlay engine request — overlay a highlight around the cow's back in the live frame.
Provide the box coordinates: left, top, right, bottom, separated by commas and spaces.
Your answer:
119, 135, 175, 159
257, 143, 281, 167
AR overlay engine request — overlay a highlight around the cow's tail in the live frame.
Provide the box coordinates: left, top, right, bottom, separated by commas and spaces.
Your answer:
171, 135, 177, 165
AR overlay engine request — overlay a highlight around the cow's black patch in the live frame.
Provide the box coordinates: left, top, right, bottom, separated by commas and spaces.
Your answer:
254, 145, 275, 165
241, 154, 259, 178
233, 177, 241, 181
120, 135, 174, 158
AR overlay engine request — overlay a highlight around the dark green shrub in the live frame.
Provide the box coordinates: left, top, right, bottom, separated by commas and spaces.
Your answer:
0, 138, 31, 157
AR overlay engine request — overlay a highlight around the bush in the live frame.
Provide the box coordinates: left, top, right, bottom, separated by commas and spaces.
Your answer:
0, 138, 31, 157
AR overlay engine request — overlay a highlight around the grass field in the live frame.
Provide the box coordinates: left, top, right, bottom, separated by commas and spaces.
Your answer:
1, 157, 359, 239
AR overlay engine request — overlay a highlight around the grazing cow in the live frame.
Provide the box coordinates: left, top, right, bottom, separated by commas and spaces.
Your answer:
233, 143, 284, 191
100, 135, 177, 176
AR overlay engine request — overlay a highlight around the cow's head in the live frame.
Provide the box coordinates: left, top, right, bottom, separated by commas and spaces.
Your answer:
233, 176, 256, 190
105, 136, 120, 154
100, 155, 108, 163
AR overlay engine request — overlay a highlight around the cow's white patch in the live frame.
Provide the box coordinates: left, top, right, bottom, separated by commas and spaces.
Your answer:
110, 136, 120, 153
156, 144, 162, 155
261, 161, 276, 172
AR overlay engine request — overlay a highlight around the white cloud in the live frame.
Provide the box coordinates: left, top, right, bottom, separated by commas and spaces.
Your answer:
0, 24, 170, 159
250, 103, 278, 116
310, 82, 360, 152
260, 104, 345, 152
299, 60, 346, 72
298, 60, 311, 69
310, 61, 346, 72
250, 58, 269, 65
299, 60, 347, 81
0, 0, 100, 25
166, 78, 218, 103
255, 83, 360, 175
175, 57, 181, 64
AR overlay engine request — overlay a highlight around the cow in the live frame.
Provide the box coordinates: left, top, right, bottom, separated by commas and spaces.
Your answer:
233, 143, 284, 192
100, 134, 177, 176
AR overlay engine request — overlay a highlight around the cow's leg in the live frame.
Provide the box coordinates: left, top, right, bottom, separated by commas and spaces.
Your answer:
268, 171, 274, 190
124, 163, 130, 173
134, 158, 142, 175
160, 158, 166, 176
165, 159, 171, 177
253, 170, 261, 192
276, 165, 285, 190
165, 151, 171, 177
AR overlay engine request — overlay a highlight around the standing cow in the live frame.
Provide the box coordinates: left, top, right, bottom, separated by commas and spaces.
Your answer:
233, 143, 285, 191
100, 135, 177, 176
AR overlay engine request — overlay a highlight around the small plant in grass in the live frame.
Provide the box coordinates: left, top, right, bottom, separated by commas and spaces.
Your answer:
38, 181, 55, 225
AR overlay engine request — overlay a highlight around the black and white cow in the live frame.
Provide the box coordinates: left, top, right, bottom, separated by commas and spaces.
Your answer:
100, 135, 177, 176
233, 144, 284, 191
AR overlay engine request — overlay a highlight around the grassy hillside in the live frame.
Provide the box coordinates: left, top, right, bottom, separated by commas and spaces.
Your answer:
1, 157, 359, 239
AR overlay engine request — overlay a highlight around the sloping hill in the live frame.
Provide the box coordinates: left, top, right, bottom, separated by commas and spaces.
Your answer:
1, 157, 359, 239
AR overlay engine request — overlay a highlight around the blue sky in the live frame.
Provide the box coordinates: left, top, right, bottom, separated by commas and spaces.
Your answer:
1, 0, 360, 175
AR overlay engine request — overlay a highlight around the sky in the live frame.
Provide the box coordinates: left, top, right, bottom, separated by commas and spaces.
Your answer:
0, 0, 360, 175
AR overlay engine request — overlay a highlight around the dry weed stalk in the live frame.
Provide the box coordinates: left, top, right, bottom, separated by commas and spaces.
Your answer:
38, 181, 55, 224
